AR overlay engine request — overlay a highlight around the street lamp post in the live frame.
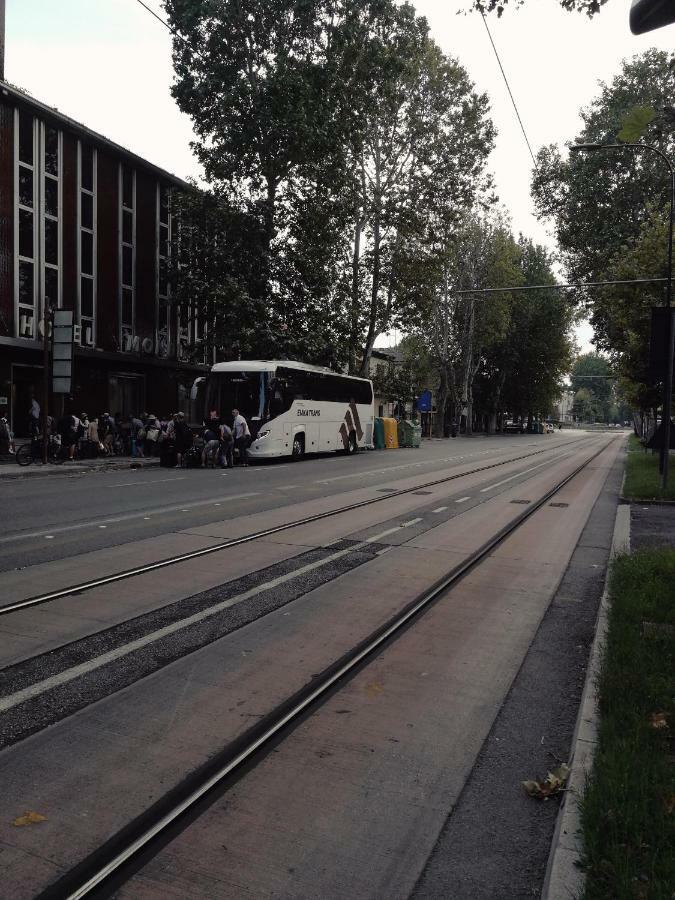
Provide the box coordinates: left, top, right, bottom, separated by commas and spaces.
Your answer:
570, 141, 674, 490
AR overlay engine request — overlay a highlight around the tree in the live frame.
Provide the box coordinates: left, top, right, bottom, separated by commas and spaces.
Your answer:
419, 213, 521, 436
165, 0, 352, 346
532, 50, 675, 287
472, 0, 608, 14
336, 4, 495, 375
496, 238, 574, 427
165, 1, 494, 372
573, 387, 598, 422
594, 208, 667, 415
570, 352, 613, 420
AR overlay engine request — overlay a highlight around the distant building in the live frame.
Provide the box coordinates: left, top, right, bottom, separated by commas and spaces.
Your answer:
555, 390, 575, 423
0, 80, 209, 435
368, 348, 401, 417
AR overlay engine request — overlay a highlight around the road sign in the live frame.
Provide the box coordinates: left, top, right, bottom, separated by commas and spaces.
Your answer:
416, 389, 432, 413
52, 310, 74, 394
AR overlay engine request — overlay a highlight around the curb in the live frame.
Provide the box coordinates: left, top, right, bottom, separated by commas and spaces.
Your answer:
541, 502, 630, 900
0, 458, 161, 479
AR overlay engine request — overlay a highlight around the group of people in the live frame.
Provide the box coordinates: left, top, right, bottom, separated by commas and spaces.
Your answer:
198, 408, 251, 469
0, 403, 253, 469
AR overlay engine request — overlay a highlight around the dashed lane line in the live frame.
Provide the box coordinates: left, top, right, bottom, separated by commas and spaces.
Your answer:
455, 497, 471, 504
431, 506, 448, 513
478, 457, 556, 493
0, 523, 403, 715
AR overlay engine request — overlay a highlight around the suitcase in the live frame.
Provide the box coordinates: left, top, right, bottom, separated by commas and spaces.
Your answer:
160, 442, 177, 468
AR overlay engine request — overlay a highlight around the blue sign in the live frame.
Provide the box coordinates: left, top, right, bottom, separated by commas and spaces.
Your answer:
417, 390, 432, 413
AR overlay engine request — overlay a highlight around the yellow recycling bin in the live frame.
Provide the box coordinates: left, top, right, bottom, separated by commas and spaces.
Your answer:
382, 417, 399, 449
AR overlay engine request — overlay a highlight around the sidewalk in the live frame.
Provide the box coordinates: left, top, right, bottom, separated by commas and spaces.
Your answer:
0, 452, 160, 478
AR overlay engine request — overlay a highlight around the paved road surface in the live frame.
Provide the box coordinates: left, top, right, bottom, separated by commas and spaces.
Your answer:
0, 434, 551, 571
0, 431, 624, 899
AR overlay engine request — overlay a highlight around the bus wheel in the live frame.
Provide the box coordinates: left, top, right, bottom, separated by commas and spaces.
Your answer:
347, 431, 358, 455
292, 434, 305, 460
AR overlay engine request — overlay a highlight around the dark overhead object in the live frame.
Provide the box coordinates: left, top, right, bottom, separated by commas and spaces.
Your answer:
630, 0, 675, 35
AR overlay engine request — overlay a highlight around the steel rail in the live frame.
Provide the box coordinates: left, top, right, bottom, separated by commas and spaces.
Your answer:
2, 437, 595, 617
36, 436, 617, 900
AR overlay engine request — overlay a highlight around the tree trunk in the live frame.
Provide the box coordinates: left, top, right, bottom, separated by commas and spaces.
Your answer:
435, 367, 449, 438
359, 132, 381, 378
349, 213, 362, 375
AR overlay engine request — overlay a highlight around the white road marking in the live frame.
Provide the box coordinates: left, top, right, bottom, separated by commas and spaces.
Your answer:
399, 517, 423, 527
479, 456, 559, 493
431, 506, 448, 513
455, 497, 471, 503
107, 477, 186, 488
98, 525, 107, 529
0, 532, 393, 714
0, 493, 261, 545
44, 535, 54, 540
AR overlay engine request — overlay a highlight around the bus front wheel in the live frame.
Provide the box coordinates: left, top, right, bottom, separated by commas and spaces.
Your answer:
292, 434, 305, 460
346, 431, 357, 455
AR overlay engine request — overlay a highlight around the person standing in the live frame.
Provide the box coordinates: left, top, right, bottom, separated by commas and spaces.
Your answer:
131, 414, 146, 458
219, 421, 234, 469
173, 412, 192, 468
28, 393, 40, 438
144, 414, 161, 457
231, 408, 249, 467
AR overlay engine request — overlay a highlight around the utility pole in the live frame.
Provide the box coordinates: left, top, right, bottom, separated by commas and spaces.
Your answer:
0, 0, 6, 81
42, 302, 50, 463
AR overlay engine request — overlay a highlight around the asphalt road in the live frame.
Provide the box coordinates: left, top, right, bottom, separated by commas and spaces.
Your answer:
0, 432, 623, 898
0, 434, 554, 572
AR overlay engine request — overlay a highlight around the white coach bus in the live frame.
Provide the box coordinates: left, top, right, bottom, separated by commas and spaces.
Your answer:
201, 360, 374, 460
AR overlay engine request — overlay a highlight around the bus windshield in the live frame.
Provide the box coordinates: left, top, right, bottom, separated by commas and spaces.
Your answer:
205, 371, 271, 429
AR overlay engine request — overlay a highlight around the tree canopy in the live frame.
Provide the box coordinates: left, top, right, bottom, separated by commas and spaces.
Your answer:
531, 49, 675, 415
165, 0, 494, 371
472, 0, 608, 14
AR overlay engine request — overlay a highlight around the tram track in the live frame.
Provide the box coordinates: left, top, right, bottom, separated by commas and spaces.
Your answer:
30, 435, 617, 900
1, 435, 595, 617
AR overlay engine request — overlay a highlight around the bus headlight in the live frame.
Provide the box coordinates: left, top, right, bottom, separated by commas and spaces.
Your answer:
257, 430, 270, 439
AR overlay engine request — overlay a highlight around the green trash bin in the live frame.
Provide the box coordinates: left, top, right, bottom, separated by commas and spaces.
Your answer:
397, 420, 409, 448
537, 422, 544, 435
397, 420, 421, 448
373, 417, 386, 449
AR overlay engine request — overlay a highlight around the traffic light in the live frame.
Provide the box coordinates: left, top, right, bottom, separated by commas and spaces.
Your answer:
630, 0, 675, 34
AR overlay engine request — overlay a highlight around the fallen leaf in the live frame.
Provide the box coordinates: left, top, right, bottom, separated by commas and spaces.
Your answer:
365, 682, 384, 696
649, 712, 669, 730
13, 811, 47, 827
522, 764, 571, 800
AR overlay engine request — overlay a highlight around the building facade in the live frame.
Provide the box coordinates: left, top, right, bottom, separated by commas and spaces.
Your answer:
0, 81, 209, 436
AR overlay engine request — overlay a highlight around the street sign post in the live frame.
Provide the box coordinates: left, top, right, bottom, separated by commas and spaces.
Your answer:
52, 310, 74, 395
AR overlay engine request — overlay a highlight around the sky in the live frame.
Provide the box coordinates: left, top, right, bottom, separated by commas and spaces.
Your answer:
5, 0, 675, 351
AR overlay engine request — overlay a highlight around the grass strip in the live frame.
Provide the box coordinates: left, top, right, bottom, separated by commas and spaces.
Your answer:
581, 549, 675, 899
623, 433, 675, 501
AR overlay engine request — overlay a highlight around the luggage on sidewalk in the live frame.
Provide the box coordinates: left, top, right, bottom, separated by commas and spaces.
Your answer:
160, 442, 177, 468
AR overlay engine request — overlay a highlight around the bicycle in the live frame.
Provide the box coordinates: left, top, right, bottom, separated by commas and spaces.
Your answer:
15, 437, 64, 467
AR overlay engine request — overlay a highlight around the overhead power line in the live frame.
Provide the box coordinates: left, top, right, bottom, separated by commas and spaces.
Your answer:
451, 276, 671, 296
133, 0, 190, 45
479, 10, 538, 171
